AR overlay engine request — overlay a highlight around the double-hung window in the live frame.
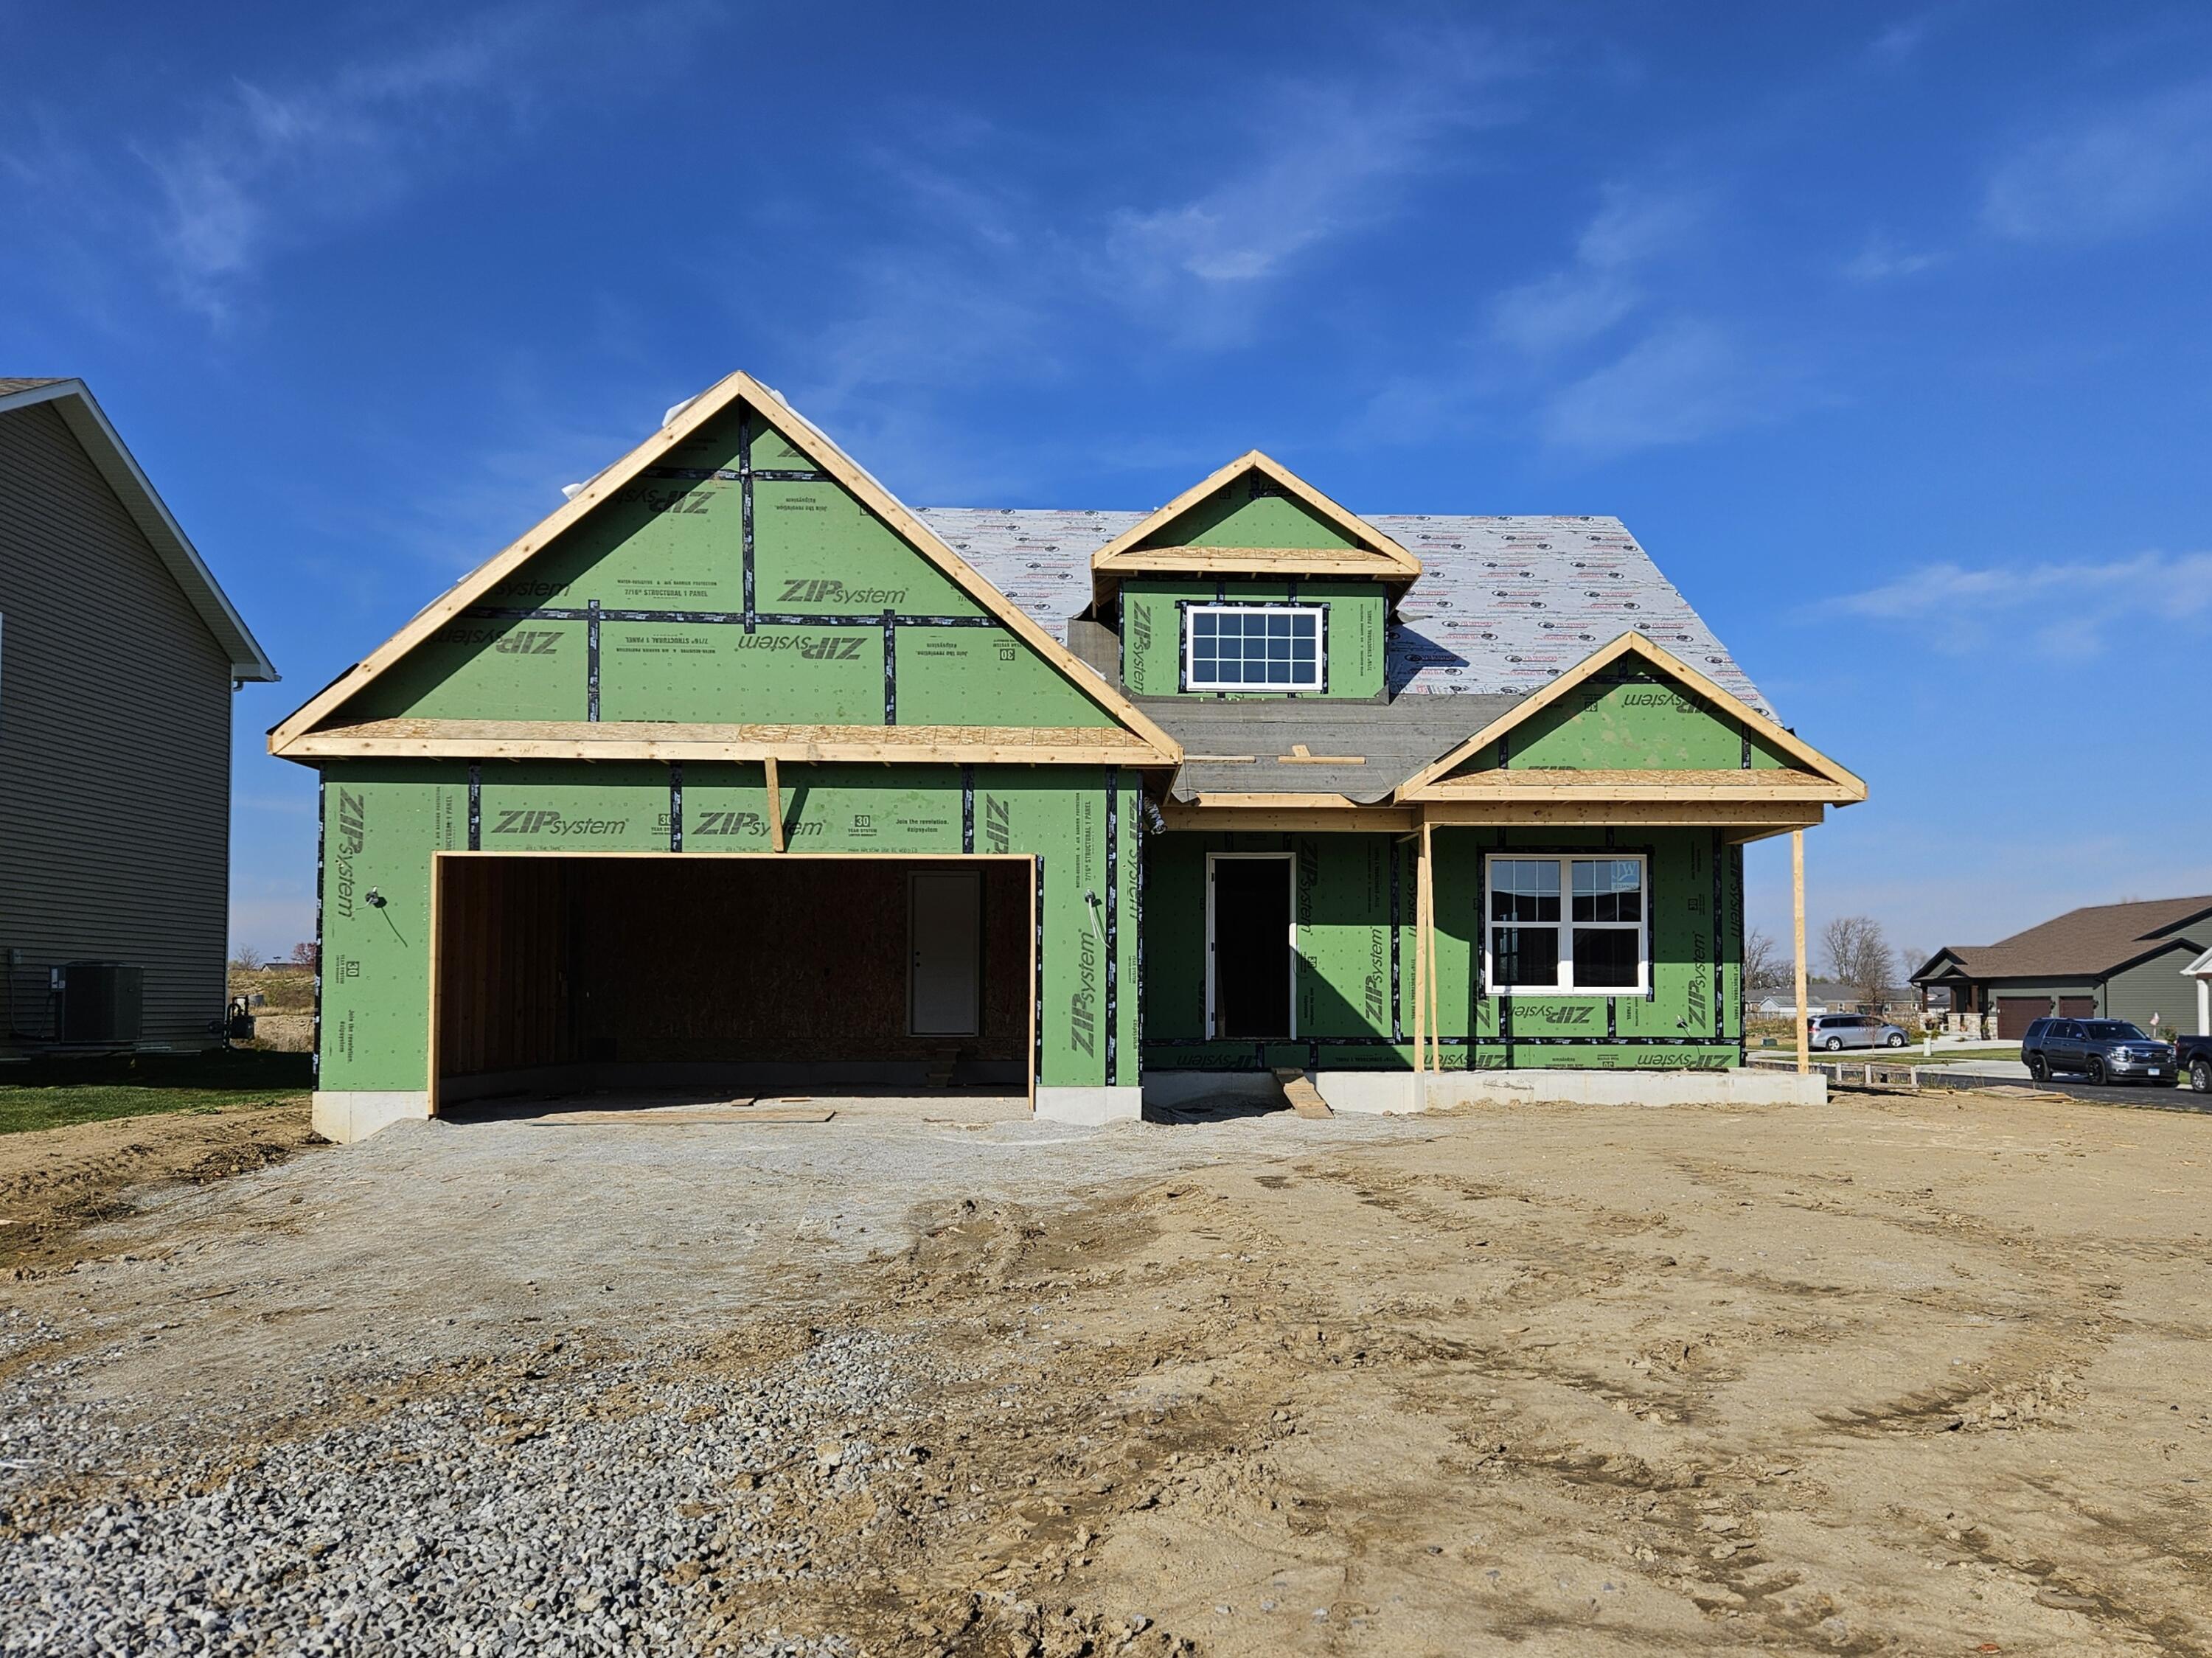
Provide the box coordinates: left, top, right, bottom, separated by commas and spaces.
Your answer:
1486, 855, 1647, 993
1184, 604, 1323, 692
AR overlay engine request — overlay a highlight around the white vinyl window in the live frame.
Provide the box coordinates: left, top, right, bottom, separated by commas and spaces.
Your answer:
1184, 604, 1323, 692
1486, 855, 1648, 994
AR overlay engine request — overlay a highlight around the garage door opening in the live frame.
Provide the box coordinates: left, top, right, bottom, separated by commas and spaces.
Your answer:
431, 854, 1033, 1112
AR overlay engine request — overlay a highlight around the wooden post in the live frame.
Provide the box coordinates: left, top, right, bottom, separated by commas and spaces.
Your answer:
1411, 837, 1427, 1073
765, 756, 785, 853
1422, 821, 1440, 1076
1792, 829, 1809, 1076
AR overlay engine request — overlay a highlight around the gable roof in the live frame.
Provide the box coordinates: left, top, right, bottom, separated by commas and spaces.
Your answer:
0, 377, 276, 681
268, 372, 1178, 761
1916, 895, 2212, 982
925, 508, 1775, 713
1391, 630, 1863, 803
1085, 450, 1422, 596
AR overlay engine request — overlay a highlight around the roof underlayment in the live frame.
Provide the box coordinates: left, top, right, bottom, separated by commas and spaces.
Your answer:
921, 508, 1772, 717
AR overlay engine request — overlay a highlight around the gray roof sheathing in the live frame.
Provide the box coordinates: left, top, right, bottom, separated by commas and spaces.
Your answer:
919, 507, 1772, 717
1144, 695, 1523, 802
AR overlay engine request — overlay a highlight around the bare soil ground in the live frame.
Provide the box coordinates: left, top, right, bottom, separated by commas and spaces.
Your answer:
0, 1100, 320, 1275
4, 1090, 2211, 1654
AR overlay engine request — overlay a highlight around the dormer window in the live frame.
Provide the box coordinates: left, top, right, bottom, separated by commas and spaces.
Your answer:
1184, 603, 1324, 692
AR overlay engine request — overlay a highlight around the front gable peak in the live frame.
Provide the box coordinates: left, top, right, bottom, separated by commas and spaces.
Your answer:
1089, 451, 1421, 602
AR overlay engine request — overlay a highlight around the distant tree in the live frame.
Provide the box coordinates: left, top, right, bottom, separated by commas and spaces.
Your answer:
1821, 915, 1896, 1012
289, 941, 318, 966
1743, 927, 1792, 1000
230, 944, 263, 971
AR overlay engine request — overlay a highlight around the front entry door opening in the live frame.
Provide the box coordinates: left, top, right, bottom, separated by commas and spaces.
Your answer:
1208, 852, 1295, 1039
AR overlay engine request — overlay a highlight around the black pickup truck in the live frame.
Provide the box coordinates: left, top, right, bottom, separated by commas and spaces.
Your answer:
2177, 1034, 2212, 1094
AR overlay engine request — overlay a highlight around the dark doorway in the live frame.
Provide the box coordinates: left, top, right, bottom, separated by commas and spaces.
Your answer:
431, 854, 1031, 1107
1211, 854, 1293, 1038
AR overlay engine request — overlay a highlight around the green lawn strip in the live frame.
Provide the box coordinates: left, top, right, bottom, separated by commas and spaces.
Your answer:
0, 1051, 315, 1135
0, 1086, 308, 1137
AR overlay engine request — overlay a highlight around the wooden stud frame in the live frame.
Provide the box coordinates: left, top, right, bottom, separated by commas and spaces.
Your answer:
426, 850, 1040, 1118
270, 370, 1181, 767
1395, 631, 1866, 803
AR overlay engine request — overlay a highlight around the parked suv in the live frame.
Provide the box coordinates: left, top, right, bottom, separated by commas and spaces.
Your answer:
1807, 1013, 1908, 1051
2174, 1032, 2212, 1094
2020, 1018, 2176, 1086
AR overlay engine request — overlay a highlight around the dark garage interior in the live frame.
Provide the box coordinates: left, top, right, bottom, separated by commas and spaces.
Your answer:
432, 854, 1032, 1104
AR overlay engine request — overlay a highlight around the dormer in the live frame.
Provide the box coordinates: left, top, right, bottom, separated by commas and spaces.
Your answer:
1090, 453, 1420, 702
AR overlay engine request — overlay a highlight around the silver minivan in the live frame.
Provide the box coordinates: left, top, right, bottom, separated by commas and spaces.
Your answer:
1807, 1013, 1908, 1051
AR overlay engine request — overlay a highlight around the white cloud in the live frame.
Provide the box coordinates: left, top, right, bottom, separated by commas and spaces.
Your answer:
1489, 184, 1701, 355
1540, 320, 1781, 455
7, 2, 720, 323
1841, 232, 1942, 282
1106, 34, 1525, 306
1983, 79, 2212, 245
1830, 549, 2212, 657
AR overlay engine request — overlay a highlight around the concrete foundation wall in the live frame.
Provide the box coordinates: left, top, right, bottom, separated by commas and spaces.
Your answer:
313, 1090, 431, 1143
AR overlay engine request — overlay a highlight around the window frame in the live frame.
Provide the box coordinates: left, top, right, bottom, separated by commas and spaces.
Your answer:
1483, 853, 1651, 996
1180, 602, 1326, 694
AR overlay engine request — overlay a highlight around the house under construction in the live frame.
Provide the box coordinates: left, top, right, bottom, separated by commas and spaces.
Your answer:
270, 372, 1861, 1141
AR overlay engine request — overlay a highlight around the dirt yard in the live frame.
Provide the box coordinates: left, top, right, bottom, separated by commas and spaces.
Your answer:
3, 1090, 2210, 1655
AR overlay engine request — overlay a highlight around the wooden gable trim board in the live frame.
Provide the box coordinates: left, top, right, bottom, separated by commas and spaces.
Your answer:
1088, 450, 1422, 599
1414, 768, 1856, 803
268, 371, 1180, 765
281, 717, 1171, 767
1394, 631, 1865, 801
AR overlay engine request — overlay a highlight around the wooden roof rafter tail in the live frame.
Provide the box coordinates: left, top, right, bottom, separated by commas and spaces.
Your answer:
1087, 450, 1422, 600
1394, 631, 1866, 803
268, 372, 1182, 765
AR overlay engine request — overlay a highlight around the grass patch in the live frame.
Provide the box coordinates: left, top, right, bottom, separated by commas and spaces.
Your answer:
0, 1049, 312, 1136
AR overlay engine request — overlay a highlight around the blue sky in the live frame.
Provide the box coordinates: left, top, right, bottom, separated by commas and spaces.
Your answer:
7, 1, 2211, 972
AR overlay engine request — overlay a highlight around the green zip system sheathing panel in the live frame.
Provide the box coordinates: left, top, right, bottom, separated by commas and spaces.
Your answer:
1140, 827, 1742, 1073
1119, 579, 1385, 700
1141, 486, 1362, 551
329, 400, 1111, 731
1447, 666, 1792, 774
316, 763, 1139, 1094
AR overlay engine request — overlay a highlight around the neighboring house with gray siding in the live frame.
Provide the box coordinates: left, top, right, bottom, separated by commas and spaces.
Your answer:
1911, 895, 2212, 1040
0, 377, 276, 1053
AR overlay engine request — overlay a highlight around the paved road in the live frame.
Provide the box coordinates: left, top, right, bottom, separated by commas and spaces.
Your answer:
1977, 1073, 2212, 1112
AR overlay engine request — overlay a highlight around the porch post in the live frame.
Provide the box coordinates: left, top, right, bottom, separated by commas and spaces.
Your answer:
1792, 829, 1809, 1075
1411, 829, 1429, 1073
1422, 820, 1440, 1075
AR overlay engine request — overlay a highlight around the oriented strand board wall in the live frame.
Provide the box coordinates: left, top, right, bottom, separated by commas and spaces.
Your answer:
567, 858, 1029, 1064
1448, 669, 1793, 774
319, 763, 1141, 1092
330, 400, 1112, 731
0, 403, 234, 1050
1141, 826, 1743, 1073
1119, 579, 1385, 700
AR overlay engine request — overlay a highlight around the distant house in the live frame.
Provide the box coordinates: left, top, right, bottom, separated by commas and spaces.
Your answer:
1912, 896, 2212, 1041
0, 377, 276, 1052
1753, 978, 1916, 1019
